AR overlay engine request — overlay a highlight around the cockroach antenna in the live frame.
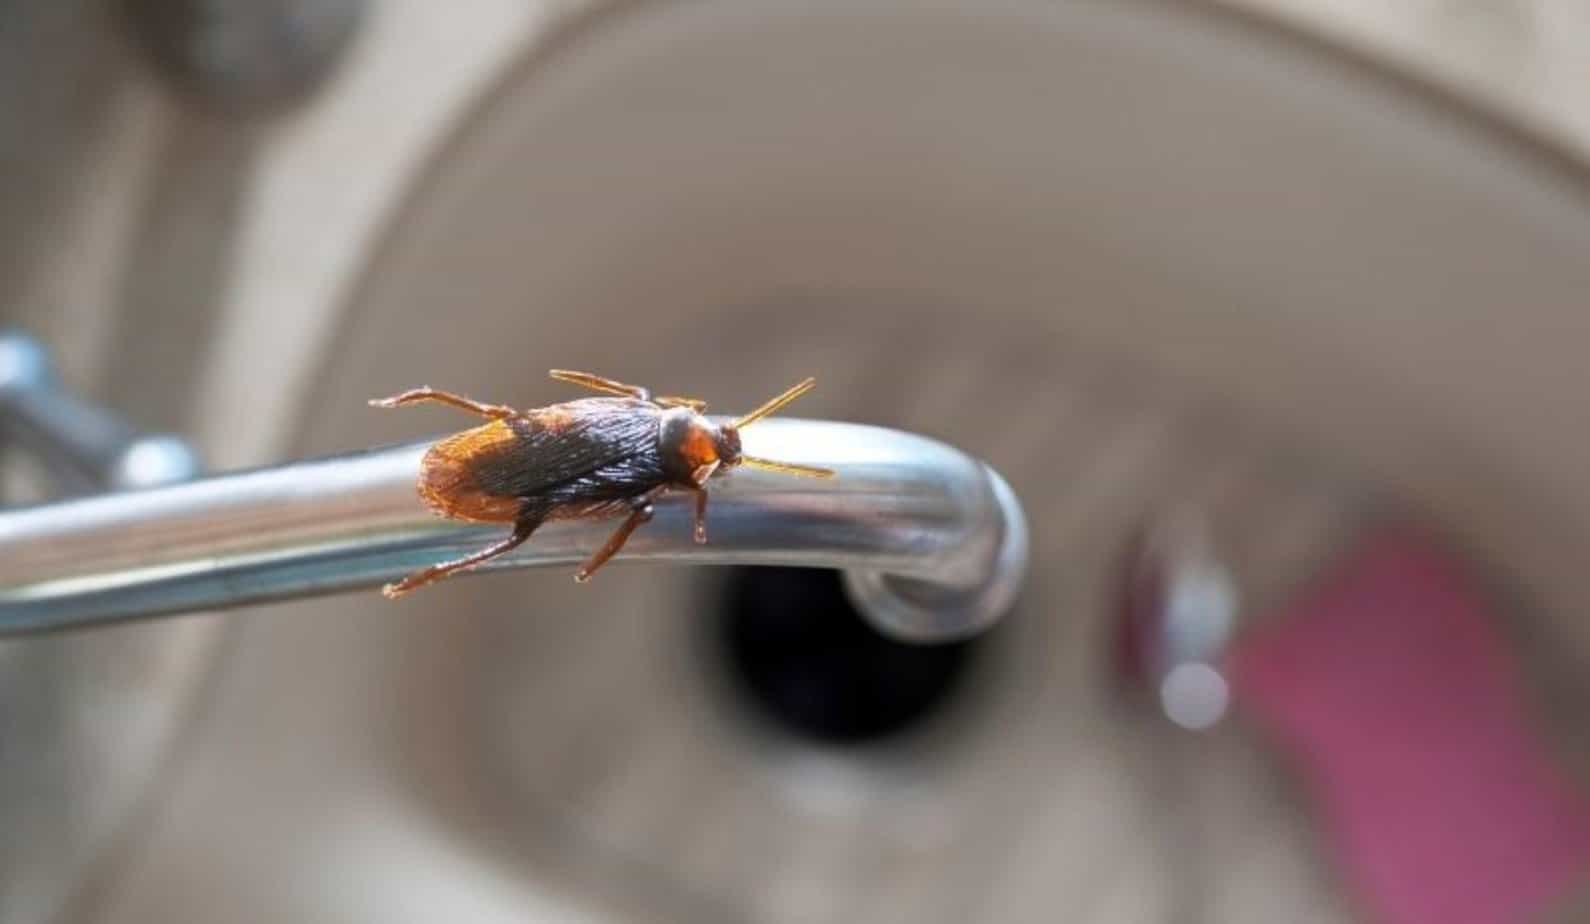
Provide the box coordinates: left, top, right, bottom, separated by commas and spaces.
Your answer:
726, 377, 834, 479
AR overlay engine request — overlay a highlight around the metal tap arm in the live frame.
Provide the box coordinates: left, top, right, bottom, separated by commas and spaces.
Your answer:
0, 411, 1026, 642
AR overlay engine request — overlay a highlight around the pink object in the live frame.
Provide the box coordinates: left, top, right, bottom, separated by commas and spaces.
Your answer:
1228, 533, 1590, 924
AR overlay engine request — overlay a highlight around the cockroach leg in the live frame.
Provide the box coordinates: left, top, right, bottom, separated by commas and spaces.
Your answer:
549, 370, 707, 411
656, 396, 708, 413
548, 369, 653, 402
574, 493, 658, 583
688, 485, 709, 544
383, 515, 540, 598
368, 387, 516, 419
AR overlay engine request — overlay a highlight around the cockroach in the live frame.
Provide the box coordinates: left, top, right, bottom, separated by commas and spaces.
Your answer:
370, 370, 833, 598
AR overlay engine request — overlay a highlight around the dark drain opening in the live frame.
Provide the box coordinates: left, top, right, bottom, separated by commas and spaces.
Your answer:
714, 567, 983, 746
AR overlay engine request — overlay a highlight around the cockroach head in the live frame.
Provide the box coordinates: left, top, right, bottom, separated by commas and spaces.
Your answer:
660, 378, 834, 484
721, 378, 835, 480
714, 424, 743, 466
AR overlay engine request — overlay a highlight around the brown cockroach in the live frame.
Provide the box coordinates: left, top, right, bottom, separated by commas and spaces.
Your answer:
370, 370, 832, 598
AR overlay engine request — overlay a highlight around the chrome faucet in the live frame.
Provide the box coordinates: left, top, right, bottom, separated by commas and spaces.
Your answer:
0, 333, 1026, 642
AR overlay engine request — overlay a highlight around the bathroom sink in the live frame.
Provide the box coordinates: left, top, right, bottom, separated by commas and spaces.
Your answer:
5, 2, 1590, 921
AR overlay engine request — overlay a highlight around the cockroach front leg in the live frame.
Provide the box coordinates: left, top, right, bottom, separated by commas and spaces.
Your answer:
383, 515, 541, 598
369, 387, 517, 420
687, 485, 709, 544
574, 492, 661, 583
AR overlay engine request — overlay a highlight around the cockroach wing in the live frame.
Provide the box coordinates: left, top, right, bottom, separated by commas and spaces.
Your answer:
462, 397, 662, 499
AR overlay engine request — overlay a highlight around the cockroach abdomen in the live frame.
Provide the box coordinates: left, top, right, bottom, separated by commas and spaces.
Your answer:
417, 421, 524, 523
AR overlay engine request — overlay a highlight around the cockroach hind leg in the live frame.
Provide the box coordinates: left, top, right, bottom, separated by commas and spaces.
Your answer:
383, 567, 444, 598
574, 496, 657, 583
381, 578, 419, 599
381, 517, 540, 598
368, 387, 516, 419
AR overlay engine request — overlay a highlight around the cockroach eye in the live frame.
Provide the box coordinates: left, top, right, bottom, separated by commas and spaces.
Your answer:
717, 426, 743, 466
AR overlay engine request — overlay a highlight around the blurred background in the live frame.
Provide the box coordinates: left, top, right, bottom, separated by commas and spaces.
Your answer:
3, 0, 1590, 921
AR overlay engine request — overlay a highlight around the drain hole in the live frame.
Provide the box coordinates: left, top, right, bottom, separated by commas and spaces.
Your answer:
713, 567, 983, 747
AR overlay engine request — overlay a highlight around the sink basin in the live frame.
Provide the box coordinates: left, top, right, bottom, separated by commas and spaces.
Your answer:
6, 1, 1590, 921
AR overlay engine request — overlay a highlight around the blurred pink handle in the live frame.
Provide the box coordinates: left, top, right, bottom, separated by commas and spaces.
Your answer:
1228, 533, 1590, 924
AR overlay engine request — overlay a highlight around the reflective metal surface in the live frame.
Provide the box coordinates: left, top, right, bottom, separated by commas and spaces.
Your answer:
0, 420, 1027, 642
0, 332, 201, 493
0, 323, 215, 923
120, 0, 366, 115
1117, 514, 1241, 731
